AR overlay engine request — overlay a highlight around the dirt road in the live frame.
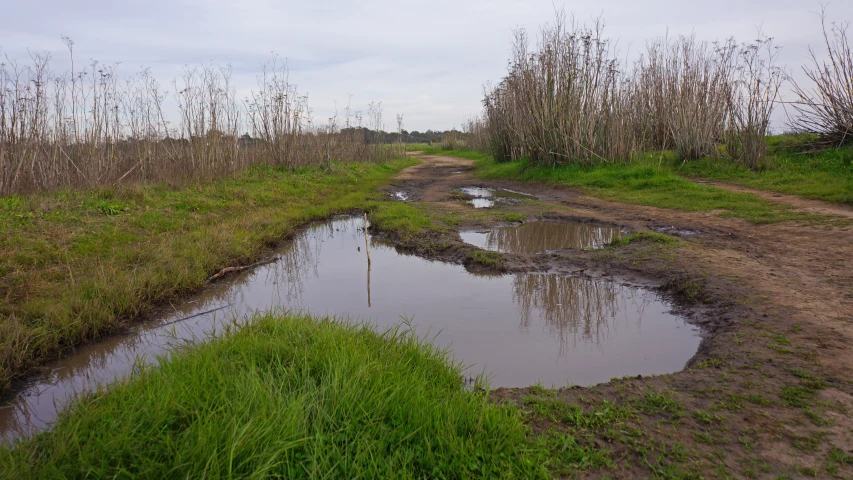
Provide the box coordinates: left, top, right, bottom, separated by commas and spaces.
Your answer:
387, 154, 853, 478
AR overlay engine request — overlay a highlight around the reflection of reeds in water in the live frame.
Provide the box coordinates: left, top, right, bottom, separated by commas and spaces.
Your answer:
512, 274, 651, 354
483, 222, 621, 253
264, 217, 366, 308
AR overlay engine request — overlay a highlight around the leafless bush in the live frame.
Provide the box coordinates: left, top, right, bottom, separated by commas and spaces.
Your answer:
727, 34, 784, 168
459, 116, 489, 152
439, 130, 465, 150
0, 45, 399, 196
788, 8, 853, 147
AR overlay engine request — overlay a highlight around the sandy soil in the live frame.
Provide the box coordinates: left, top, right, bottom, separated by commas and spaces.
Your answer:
383, 154, 853, 478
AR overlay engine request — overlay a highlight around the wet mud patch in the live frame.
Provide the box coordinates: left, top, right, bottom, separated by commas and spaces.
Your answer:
461, 220, 624, 254
652, 225, 701, 237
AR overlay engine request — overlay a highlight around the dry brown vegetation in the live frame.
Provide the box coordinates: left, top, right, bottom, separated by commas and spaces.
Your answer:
0, 43, 400, 196
789, 8, 853, 147
477, 12, 786, 168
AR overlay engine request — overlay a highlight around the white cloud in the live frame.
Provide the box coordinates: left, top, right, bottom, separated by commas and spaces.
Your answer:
1, 0, 851, 131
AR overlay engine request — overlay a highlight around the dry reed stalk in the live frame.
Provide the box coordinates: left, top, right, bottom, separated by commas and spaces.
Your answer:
788, 7, 853, 147
0, 48, 399, 196
479, 12, 790, 169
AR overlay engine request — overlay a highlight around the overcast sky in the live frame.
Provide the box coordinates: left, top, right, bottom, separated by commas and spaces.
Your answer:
2, 0, 851, 132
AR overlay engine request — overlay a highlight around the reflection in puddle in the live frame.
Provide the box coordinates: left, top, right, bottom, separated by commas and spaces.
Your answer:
459, 186, 536, 209
461, 221, 623, 253
0, 217, 699, 442
391, 191, 409, 201
471, 198, 495, 208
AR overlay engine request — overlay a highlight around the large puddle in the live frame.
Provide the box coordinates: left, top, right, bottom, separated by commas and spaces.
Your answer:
0, 216, 700, 442
461, 221, 623, 253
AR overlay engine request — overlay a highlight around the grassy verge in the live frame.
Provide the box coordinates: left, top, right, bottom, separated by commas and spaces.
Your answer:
469, 155, 835, 224
674, 139, 853, 205
0, 312, 548, 478
0, 159, 415, 394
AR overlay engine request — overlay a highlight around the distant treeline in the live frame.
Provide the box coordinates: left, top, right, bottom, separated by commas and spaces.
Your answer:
328, 128, 462, 145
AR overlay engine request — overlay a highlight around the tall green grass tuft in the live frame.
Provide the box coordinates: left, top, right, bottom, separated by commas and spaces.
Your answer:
0, 312, 547, 478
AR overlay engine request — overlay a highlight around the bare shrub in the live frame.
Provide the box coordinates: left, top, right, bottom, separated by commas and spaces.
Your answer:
0, 46, 399, 196
788, 8, 853, 147
727, 34, 784, 168
439, 130, 465, 150
461, 116, 489, 152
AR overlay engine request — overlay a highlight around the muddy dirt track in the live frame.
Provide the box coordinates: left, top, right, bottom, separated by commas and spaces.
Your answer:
386, 154, 853, 478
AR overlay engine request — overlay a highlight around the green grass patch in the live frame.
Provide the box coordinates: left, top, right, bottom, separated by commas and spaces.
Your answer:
500, 212, 527, 223
469, 251, 505, 270
523, 396, 633, 429
536, 430, 614, 474
368, 201, 443, 242
675, 136, 853, 205
781, 386, 820, 408
610, 231, 678, 247
0, 312, 548, 478
471, 154, 830, 224
631, 390, 684, 418
0, 159, 415, 394
410, 144, 851, 224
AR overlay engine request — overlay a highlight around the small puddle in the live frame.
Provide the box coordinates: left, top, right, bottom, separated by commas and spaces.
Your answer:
0, 217, 699, 443
458, 186, 537, 208
391, 191, 409, 201
652, 226, 700, 237
462, 221, 623, 253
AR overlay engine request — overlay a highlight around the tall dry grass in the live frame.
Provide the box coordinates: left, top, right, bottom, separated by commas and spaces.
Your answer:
479, 12, 785, 169
0, 45, 399, 196
788, 8, 853, 147
483, 17, 636, 166
630, 35, 738, 160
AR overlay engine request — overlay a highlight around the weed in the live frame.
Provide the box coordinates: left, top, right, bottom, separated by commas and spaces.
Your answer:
468, 251, 505, 270
694, 431, 726, 445
781, 386, 819, 408
609, 231, 678, 247
693, 410, 724, 425
792, 433, 826, 453
631, 390, 684, 417
695, 358, 725, 369
537, 430, 613, 474
804, 409, 833, 427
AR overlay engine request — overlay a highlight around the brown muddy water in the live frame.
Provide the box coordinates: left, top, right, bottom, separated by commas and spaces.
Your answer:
0, 216, 700, 443
458, 186, 537, 208
461, 221, 624, 254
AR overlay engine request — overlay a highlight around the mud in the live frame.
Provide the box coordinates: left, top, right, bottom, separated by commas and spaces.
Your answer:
383, 153, 853, 477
